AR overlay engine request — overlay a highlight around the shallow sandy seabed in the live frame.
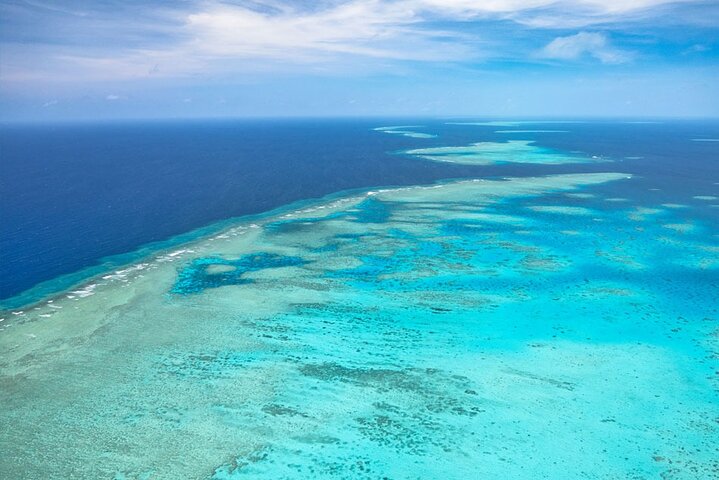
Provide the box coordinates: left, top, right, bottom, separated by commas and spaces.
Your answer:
494, 130, 569, 133
1, 173, 718, 480
404, 140, 602, 166
446, 121, 585, 128
373, 126, 437, 139
565, 193, 596, 199
526, 205, 596, 216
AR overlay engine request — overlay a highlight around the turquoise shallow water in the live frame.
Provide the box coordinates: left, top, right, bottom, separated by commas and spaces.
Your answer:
1, 125, 718, 479
403, 139, 600, 165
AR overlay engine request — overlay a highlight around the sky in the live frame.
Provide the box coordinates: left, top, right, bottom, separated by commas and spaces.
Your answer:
0, 0, 718, 121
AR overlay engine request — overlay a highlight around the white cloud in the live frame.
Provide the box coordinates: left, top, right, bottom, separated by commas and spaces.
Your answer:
539, 32, 630, 64
106, 94, 120, 100
182, 2, 471, 63
166, 0, 699, 69
179, 0, 691, 62
413, 0, 696, 26
0, 0, 704, 84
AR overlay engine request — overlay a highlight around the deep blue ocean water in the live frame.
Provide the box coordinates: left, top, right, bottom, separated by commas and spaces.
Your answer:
1, 119, 717, 306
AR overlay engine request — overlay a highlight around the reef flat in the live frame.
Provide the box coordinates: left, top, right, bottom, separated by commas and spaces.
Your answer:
1, 171, 717, 479
447, 121, 585, 127
404, 140, 601, 166
494, 130, 569, 134
373, 126, 437, 139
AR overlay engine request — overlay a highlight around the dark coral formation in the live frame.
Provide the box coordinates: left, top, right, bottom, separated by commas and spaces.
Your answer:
171, 253, 308, 295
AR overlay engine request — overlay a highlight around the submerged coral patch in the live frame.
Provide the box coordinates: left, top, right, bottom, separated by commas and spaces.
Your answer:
349, 197, 392, 223
157, 350, 258, 379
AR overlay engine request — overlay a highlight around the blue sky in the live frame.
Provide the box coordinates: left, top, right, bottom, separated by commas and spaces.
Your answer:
1, 0, 717, 120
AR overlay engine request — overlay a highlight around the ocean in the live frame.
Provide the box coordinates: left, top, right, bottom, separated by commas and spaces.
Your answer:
2, 119, 717, 306
0, 119, 718, 479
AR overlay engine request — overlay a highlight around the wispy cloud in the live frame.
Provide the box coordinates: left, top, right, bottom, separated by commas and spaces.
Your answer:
171, 0, 702, 65
405, 0, 710, 30
539, 32, 631, 64
0, 0, 714, 86
181, 1, 474, 62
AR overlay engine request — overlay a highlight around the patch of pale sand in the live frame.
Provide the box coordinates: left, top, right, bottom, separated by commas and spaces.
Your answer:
663, 223, 696, 234
205, 264, 237, 274
661, 203, 688, 209
399, 202, 448, 209
444, 212, 531, 225
627, 207, 666, 222
635, 207, 664, 215
373, 125, 422, 131
564, 193, 595, 199
693, 195, 718, 201
373, 125, 437, 138
399, 132, 437, 139
527, 205, 595, 216
387, 130, 437, 139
